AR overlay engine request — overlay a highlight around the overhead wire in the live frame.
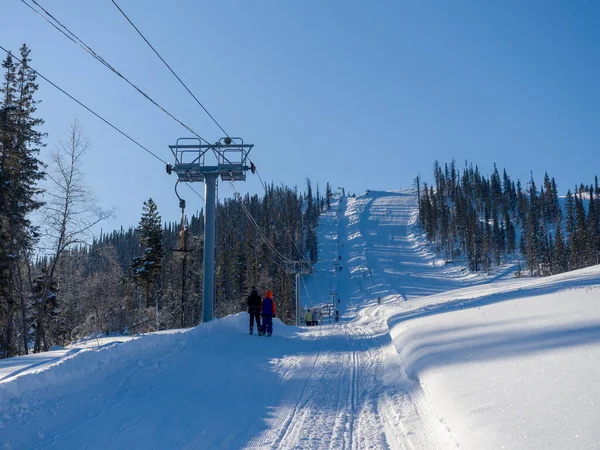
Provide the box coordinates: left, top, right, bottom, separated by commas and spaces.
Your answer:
252, 166, 269, 194
109, 0, 229, 139
0, 45, 246, 256
107, 0, 268, 197
19, 1, 312, 277
0, 43, 222, 263
102, 0, 283, 262
300, 271, 314, 307
183, 182, 204, 202
0, 44, 168, 166
22, 0, 212, 146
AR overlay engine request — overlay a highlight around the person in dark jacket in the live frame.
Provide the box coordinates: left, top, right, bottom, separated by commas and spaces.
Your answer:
247, 286, 262, 335
305, 309, 312, 326
260, 290, 277, 337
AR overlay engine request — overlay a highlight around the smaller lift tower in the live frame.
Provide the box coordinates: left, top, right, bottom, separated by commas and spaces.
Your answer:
167, 137, 254, 323
285, 261, 313, 325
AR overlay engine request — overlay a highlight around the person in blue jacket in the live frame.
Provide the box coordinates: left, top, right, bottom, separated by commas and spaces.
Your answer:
261, 290, 277, 337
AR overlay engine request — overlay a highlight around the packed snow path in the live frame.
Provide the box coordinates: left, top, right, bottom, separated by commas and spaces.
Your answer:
3, 190, 600, 449
0, 315, 445, 450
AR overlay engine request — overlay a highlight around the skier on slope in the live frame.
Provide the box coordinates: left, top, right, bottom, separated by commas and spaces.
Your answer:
261, 290, 277, 337
247, 286, 262, 335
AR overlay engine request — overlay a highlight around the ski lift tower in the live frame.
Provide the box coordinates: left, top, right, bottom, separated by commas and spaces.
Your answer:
167, 137, 254, 323
285, 260, 312, 325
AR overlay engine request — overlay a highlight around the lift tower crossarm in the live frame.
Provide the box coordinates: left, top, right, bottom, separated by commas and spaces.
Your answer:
167, 137, 254, 183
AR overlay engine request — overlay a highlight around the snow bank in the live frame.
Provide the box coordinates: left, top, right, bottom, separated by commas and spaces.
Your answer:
0, 313, 310, 449
387, 266, 600, 450
0, 314, 294, 406
0, 326, 186, 406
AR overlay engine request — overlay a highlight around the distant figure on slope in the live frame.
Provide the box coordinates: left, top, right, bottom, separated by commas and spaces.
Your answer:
312, 308, 320, 326
305, 309, 313, 326
247, 286, 262, 335
335, 310, 339, 323
261, 290, 277, 337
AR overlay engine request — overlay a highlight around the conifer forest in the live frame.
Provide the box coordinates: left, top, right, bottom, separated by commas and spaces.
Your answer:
416, 160, 600, 277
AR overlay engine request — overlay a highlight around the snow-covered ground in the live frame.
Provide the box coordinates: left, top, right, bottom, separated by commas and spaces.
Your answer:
2, 190, 600, 449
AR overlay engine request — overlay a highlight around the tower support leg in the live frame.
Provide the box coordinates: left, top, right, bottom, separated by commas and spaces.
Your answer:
202, 172, 218, 322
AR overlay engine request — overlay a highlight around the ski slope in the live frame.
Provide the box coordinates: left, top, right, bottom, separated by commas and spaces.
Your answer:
2, 190, 600, 450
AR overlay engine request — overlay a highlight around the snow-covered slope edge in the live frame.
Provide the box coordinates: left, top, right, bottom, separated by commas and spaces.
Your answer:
382, 265, 600, 450
0, 321, 224, 405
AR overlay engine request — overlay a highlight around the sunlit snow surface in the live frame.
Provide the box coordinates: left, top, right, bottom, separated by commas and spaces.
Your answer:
2, 190, 600, 449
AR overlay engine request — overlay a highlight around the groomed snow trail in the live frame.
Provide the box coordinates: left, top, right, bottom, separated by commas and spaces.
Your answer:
243, 320, 431, 450
244, 322, 390, 450
246, 191, 471, 450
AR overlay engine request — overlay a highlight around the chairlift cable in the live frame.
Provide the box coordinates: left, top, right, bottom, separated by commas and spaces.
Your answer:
22, 0, 212, 146
300, 272, 313, 307
109, 0, 229, 139
0, 45, 168, 166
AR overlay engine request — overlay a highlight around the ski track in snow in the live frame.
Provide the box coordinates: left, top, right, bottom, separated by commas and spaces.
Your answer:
244, 321, 392, 450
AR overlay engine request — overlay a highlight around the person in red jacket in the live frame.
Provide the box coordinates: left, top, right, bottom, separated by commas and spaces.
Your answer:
260, 290, 277, 337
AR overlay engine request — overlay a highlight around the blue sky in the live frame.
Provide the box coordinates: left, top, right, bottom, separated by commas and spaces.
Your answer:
2, 0, 600, 234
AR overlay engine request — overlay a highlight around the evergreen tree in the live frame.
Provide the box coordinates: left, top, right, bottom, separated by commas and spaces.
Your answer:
542, 172, 552, 223
492, 215, 502, 265
505, 211, 516, 255
588, 186, 599, 265
542, 232, 552, 276
132, 199, 164, 309
553, 223, 567, 274
516, 180, 527, 225
415, 174, 422, 222
306, 226, 318, 263
0, 45, 45, 357
574, 190, 587, 269
550, 177, 561, 223
524, 177, 539, 275
325, 182, 332, 210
